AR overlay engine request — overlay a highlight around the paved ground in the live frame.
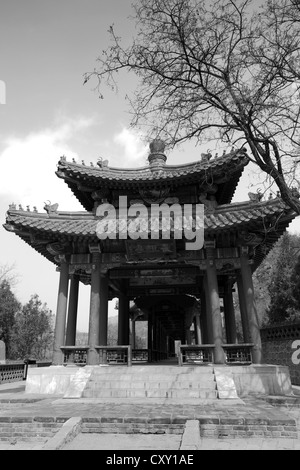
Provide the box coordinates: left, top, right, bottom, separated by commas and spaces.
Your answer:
0, 381, 300, 451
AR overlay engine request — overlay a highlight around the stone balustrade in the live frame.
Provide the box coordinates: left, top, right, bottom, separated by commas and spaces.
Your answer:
178, 345, 215, 366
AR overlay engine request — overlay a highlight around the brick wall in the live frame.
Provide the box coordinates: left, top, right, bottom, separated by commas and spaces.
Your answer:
0, 417, 65, 442
261, 323, 300, 386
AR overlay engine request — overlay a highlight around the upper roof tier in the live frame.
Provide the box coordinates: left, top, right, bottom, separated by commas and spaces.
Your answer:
56, 140, 249, 211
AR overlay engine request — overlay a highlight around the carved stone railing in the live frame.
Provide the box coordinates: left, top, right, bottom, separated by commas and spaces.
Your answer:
132, 349, 150, 362
178, 345, 215, 366
61, 346, 89, 366
0, 363, 27, 383
222, 343, 253, 364
95, 345, 132, 366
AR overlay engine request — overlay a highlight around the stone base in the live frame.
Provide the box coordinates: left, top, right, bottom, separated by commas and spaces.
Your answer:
228, 364, 292, 397
25, 366, 83, 395
25, 363, 293, 398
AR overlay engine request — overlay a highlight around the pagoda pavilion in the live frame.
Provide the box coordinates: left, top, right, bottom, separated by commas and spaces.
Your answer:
4, 140, 298, 367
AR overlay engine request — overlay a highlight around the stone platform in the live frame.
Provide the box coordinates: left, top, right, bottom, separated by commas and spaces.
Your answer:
4, 362, 293, 447
25, 363, 293, 399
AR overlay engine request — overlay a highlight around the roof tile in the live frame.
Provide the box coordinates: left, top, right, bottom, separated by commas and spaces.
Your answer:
4, 198, 296, 237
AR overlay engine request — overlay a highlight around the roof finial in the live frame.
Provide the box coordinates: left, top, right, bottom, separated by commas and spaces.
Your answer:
148, 139, 167, 169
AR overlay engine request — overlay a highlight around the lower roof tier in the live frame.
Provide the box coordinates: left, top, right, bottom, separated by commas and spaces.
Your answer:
4, 197, 297, 278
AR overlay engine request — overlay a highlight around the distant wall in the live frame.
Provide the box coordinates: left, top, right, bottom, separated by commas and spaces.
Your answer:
261, 323, 300, 386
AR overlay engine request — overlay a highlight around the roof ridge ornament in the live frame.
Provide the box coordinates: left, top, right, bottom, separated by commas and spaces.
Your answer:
97, 157, 109, 169
43, 200, 59, 216
248, 188, 263, 203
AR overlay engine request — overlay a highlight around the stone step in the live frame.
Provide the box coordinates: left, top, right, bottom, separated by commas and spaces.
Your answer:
86, 380, 216, 390
79, 365, 219, 401
87, 380, 215, 389
89, 372, 215, 379
82, 388, 218, 399
92, 366, 214, 375
88, 379, 215, 387
90, 372, 215, 380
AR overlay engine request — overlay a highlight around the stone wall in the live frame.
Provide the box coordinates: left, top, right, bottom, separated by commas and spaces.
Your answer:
261, 323, 300, 386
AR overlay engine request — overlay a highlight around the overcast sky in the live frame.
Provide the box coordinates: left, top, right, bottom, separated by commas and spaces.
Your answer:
0, 0, 299, 332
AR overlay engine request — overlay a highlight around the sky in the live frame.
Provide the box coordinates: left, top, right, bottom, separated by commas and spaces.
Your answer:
0, 0, 299, 332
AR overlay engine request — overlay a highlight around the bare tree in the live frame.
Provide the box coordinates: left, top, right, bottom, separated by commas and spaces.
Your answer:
0, 263, 19, 287
85, 0, 300, 212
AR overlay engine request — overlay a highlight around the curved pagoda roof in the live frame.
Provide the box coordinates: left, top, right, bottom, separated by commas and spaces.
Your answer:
56, 140, 249, 211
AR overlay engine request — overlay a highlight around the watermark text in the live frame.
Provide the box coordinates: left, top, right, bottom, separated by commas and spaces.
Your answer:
96, 196, 204, 250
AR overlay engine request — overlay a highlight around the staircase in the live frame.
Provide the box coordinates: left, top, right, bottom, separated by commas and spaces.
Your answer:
81, 365, 218, 400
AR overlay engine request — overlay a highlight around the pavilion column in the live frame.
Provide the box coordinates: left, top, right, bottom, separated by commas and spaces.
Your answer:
65, 275, 79, 346
200, 288, 209, 344
223, 283, 237, 344
87, 256, 101, 365
205, 243, 225, 364
99, 275, 109, 346
194, 313, 202, 345
237, 274, 251, 343
148, 313, 153, 361
152, 313, 157, 360
131, 318, 136, 349
240, 247, 262, 364
52, 259, 69, 365
118, 295, 130, 345
185, 317, 192, 344
203, 277, 215, 345
158, 320, 162, 358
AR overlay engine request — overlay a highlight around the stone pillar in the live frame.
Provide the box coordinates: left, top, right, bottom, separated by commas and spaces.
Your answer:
118, 295, 130, 345
205, 244, 225, 364
194, 313, 202, 345
52, 260, 69, 365
223, 284, 237, 344
131, 318, 136, 349
185, 327, 191, 344
240, 247, 262, 364
65, 275, 79, 346
152, 313, 157, 360
148, 313, 153, 361
237, 274, 251, 343
99, 275, 109, 346
203, 277, 214, 344
185, 309, 194, 344
87, 257, 101, 365
200, 288, 209, 344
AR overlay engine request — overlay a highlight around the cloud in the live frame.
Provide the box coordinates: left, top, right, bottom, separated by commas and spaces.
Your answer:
112, 127, 148, 167
0, 118, 151, 215
0, 116, 94, 211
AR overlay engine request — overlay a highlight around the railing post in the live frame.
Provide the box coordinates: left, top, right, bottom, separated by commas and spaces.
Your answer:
23, 362, 28, 380
178, 347, 183, 366
127, 345, 132, 367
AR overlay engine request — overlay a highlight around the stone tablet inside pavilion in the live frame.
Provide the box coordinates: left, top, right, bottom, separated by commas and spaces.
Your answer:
4, 139, 298, 370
